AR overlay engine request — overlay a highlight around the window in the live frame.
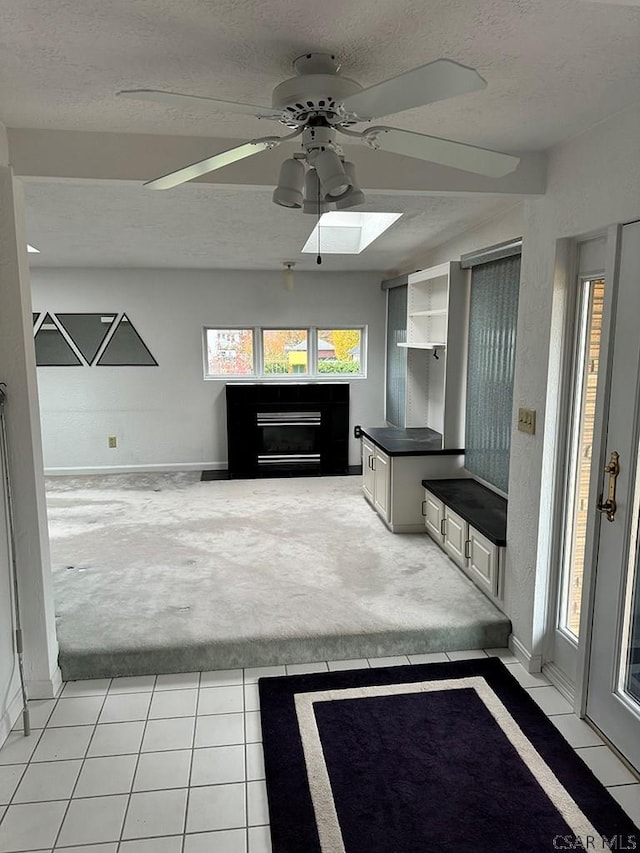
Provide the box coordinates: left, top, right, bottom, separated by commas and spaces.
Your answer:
204, 327, 365, 379
559, 278, 605, 639
317, 329, 362, 374
263, 329, 308, 375
206, 328, 254, 376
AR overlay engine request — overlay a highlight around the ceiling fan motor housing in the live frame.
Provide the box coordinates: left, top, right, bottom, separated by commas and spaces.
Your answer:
272, 60, 362, 126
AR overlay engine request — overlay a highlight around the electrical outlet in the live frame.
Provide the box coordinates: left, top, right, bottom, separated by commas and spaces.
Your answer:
108, 436, 117, 448
517, 408, 536, 435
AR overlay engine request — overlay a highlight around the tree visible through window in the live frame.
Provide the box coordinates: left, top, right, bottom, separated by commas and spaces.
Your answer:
317, 329, 361, 373
263, 329, 308, 375
206, 329, 254, 376
204, 326, 365, 378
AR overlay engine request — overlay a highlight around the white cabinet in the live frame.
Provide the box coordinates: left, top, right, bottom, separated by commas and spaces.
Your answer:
361, 437, 391, 524
362, 438, 464, 533
422, 491, 445, 543
423, 486, 504, 603
442, 506, 467, 569
398, 261, 469, 448
362, 436, 376, 504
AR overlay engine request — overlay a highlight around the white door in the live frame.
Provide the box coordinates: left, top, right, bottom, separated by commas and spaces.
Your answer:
423, 490, 444, 543
586, 221, 640, 771
362, 437, 375, 504
373, 450, 391, 521
443, 507, 467, 569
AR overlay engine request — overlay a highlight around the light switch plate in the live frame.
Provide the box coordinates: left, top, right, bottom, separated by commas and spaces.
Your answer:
518, 408, 536, 435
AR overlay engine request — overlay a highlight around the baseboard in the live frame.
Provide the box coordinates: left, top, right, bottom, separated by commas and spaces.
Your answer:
389, 522, 428, 534
542, 661, 576, 706
0, 685, 25, 748
45, 463, 227, 476
509, 634, 543, 673
27, 665, 63, 700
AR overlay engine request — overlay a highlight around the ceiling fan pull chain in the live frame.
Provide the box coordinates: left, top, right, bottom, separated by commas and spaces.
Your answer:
316, 178, 322, 265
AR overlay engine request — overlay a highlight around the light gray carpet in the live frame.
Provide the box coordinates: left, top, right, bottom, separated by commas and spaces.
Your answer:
46, 473, 511, 679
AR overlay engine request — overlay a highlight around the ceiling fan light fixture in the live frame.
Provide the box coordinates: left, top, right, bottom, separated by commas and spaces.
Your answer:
335, 162, 365, 209
302, 169, 331, 215
273, 158, 305, 208
282, 262, 295, 291
310, 149, 353, 200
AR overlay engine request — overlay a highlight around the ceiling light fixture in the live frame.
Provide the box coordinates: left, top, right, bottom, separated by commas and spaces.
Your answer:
272, 157, 305, 208
302, 169, 330, 215
272, 125, 366, 213
335, 162, 365, 210
282, 262, 295, 291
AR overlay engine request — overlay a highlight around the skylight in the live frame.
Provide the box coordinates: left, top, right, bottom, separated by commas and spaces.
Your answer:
301, 212, 402, 255
27, 244, 40, 253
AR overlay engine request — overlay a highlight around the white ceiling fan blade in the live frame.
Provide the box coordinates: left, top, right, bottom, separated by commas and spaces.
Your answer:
144, 139, 280, 190
341, 59, 487, 122
365, 127, 519, 177
117, 89, 282, 119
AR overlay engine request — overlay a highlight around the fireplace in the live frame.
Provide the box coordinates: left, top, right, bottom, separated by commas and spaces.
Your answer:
226, 384, 349, 478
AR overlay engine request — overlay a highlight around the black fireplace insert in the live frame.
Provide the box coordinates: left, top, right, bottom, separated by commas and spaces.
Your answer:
226, 383, 349, 478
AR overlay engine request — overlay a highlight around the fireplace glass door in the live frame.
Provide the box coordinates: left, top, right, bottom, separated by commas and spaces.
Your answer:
256, 411, 322, 472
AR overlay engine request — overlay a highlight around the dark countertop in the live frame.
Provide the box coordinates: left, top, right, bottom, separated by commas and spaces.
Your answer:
422, 478, 507, 546
361, 426, 464, 457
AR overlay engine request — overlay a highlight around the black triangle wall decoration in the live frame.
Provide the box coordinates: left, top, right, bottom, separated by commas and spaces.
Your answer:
97, 314, 157, 366
56, 313, 116, 365
34, 313, 82, 366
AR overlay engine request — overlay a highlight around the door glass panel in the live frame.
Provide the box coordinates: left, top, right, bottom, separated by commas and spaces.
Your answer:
621, 439, 640, 707
560, 279, 605, 639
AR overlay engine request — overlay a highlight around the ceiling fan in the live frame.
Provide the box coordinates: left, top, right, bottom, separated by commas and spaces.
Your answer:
117, 53, 520, 210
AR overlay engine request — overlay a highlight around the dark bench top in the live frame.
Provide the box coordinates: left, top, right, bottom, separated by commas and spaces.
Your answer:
422, 478, 507, 546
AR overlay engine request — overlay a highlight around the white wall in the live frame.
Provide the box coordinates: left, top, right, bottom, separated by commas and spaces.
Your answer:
0, 136, 61, 748
507, 104, 640, 661
391, 106, 640, 668
30, 269, 386, 472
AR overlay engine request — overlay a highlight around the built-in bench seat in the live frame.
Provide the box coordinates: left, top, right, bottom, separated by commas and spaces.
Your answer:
421, 478, 507, 604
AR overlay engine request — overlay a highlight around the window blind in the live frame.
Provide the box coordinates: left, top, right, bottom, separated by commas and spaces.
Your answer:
465, 255, 521, 492
385, 284, 408, 427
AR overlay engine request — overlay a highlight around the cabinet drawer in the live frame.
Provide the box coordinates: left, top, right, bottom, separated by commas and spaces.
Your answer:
467, 527, 500, 597
443, 506, 467, 569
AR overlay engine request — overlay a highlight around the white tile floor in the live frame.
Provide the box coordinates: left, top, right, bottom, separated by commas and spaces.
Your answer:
0, 648, 638, 852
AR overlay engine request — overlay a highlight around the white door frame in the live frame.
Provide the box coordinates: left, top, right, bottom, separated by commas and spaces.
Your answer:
574, 224, 623, 715
543, 235, 608, 697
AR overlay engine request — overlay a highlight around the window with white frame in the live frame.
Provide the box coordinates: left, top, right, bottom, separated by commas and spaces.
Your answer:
204, 327, 365, 379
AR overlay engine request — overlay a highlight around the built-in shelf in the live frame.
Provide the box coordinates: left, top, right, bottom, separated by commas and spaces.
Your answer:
398, 341, 446, 349
403, 260, 469, 447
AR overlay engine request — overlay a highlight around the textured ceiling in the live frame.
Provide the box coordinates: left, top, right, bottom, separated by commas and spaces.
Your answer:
4, 0, 640, 270
24, 181, 513, 273
3, 0, 640, 149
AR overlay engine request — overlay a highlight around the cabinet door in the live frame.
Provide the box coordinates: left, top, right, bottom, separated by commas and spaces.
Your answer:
362, 438, 375, 504
373, 449, 391, 522
443, 506, 468, 568
468, 527, 500, 597
423, 489, 445, 544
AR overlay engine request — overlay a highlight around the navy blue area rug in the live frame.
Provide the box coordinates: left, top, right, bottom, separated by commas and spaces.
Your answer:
259, 657, 638, 853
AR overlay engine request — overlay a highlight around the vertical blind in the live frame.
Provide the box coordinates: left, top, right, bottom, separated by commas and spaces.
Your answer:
465, 255, 521, 493
385, 284, 407, 427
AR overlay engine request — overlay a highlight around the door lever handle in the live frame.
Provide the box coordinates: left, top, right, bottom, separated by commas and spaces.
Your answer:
596, 451, 619, 522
